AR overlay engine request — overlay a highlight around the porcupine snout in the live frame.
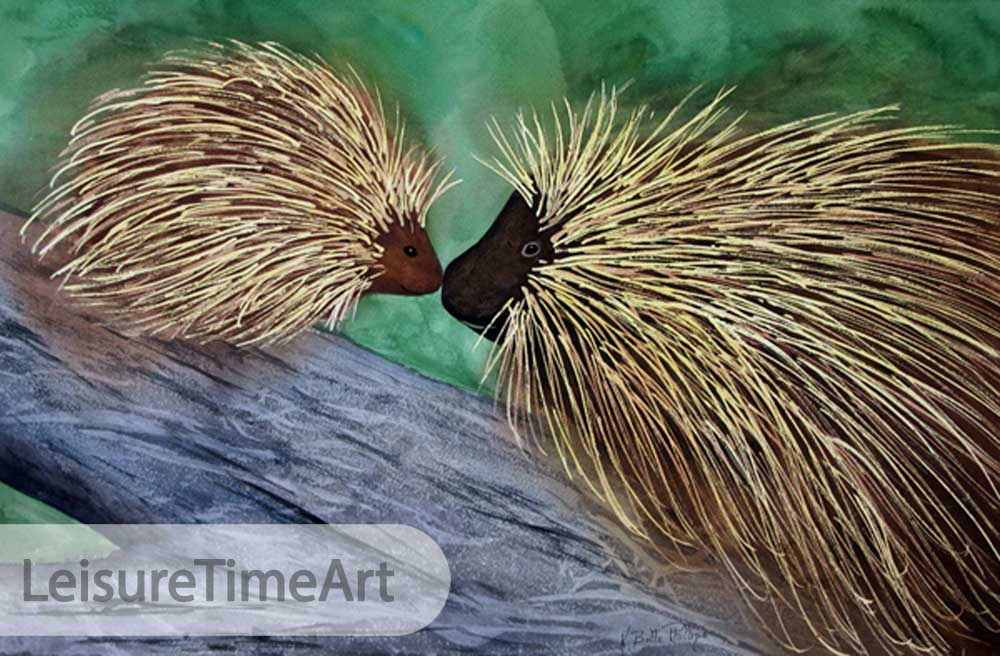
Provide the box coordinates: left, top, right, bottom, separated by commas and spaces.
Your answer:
442, 192, 553, 341
441, 248, 508, 337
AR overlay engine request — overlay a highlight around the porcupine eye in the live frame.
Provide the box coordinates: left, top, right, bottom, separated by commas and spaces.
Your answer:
521, 241, 541, 258
404, 246, 418, 257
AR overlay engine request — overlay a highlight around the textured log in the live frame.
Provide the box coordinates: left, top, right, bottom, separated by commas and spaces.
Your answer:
0, 210, 775, 654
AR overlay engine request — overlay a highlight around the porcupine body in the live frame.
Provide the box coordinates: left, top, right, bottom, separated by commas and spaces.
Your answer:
442, 90, 1000, 654
25, 41, 455, 346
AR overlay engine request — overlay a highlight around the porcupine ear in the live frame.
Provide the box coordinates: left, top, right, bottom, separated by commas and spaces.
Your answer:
22, 41, 455, 346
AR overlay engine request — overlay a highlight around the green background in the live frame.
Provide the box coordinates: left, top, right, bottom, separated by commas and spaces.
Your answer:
2, 0, 998, 392
0, 1, 998, 531
0, 482, 115, 560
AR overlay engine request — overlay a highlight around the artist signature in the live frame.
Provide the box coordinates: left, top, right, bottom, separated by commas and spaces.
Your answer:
620, 620, 710, 654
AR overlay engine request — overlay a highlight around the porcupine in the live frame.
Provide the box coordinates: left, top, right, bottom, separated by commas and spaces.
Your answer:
24, 41, 456, 346
441, 89, 1000, 654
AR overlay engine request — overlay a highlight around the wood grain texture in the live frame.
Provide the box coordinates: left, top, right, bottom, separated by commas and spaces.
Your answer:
0, 210, 777, 655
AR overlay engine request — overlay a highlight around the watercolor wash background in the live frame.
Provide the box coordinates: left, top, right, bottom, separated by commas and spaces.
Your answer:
1, 0, 998, 391
0, 1, 997, 552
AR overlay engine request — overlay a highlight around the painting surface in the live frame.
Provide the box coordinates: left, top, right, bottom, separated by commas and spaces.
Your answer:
2, 0, 997, 390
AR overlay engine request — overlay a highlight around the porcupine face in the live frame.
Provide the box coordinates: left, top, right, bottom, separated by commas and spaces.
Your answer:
441, 193, 554, 341
369, 220, 443, 296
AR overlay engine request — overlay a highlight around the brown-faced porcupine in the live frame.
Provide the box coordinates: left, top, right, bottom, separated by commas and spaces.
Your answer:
25, 40, 456, 346
442, 88, 1000, 655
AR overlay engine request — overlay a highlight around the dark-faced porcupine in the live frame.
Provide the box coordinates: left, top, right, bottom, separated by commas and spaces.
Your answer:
24, 41, 456, 346
442, 89, 1000, 655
